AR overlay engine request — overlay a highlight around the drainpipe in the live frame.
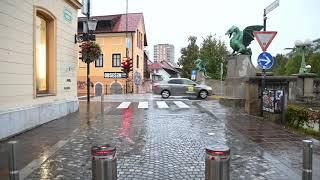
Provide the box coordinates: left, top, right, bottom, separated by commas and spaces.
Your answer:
131, 32, 134, 93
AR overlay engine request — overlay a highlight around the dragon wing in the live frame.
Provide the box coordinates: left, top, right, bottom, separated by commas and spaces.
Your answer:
242, 25, 264, 47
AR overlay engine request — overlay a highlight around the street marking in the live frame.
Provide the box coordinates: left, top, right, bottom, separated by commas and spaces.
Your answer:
138, 101, 148, 109
174, 101, 190, 108
156, 101, 169, 108
117, 102, 131, 109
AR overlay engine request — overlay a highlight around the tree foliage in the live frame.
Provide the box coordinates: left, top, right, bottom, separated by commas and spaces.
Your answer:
178, 36, 199, 78
271, 41, 320, 76
178, 35, 228, 79
199, 35, 228, 79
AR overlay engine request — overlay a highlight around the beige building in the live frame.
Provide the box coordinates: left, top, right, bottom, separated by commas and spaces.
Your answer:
0, 0, 81, 140
77, 13, 149, 95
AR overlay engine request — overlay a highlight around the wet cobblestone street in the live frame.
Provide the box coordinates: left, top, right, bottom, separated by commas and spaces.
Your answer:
22, 99, 319, 180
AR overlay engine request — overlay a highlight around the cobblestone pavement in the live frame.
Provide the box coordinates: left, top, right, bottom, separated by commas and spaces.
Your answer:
0, 102, 105, 179
22, 99, 316, 180
197, 100, 320, 180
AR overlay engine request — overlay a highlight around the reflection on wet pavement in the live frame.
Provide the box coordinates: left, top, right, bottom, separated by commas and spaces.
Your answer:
22, 100, 316, 179
1, 99, 318, 180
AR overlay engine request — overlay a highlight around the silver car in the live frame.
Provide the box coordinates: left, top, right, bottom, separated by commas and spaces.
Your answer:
152, 78, 213, 99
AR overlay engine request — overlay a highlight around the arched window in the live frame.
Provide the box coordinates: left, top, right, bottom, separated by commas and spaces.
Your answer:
34, 7, 56, 96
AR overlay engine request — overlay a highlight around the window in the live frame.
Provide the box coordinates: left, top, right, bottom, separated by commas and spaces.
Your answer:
137, 30, 139, 48
182, 79, 196, 85
95, 54, 103, 67
35, 8, 56, 96
112, 54, 121, 67
136, 55, 139, 68
168, 79, 183, 84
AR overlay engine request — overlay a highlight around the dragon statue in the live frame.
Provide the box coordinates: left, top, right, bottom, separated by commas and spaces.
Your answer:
194, 58, 210, 78
225, 25, 264, 55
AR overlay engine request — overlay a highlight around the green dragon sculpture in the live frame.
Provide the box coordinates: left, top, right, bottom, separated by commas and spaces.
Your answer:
194, 58, 210, 78
225, 25, 264, 55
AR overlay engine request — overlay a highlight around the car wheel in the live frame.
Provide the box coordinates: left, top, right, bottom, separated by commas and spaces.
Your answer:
161, 90, 170, 99
199, 90, 208, 99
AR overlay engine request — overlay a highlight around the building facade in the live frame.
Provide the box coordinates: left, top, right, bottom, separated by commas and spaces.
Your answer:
148, 61, 180, 83
77, 13, 148, 95
153, 44, 175, 63
0, 0, 81, 140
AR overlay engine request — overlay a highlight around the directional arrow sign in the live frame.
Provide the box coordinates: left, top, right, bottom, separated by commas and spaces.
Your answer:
254, 31, 277, 52
257, 52, 274, 70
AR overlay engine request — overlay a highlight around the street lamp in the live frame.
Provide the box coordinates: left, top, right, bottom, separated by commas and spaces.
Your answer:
75, 18, 98, 103
294, 39, 312, 74
86, 18, 98, 33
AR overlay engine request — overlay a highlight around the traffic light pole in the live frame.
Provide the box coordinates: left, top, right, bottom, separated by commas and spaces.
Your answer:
87, 62, 90, 103
86, 0, 91, 103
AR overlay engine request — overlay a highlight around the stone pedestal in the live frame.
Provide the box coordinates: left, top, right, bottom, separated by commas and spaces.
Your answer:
220, 55, 257, 108
195, 71, 206, 85
244, 82, 260, 116
294, 73, 316, 101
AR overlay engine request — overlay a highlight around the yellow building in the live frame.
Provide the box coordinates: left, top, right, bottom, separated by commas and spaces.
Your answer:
77, 13, 149, 95
0, 0, 81, 140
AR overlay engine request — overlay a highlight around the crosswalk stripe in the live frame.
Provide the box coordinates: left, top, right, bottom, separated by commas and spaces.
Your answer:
138, 102, 148, 109
117, 102, 131, 109
173, 101, 190, 108
156, 101, 169, 108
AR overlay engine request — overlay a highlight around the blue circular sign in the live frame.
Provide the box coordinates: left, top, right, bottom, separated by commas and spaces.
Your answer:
257, 52, 274, 70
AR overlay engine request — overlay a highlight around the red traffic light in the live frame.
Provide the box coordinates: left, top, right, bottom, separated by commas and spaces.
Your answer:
121, 57, 131, 74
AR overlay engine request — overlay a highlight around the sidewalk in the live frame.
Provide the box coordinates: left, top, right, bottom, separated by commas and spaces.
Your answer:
0, 102, 105, 180
197, 100, 320, 180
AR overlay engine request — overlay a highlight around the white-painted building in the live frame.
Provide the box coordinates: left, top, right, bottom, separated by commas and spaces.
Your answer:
148, 61, 180, 83
0, 0, 81, 140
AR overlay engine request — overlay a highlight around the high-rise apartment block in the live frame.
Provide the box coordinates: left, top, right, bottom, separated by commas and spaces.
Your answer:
153, 44, 175, 63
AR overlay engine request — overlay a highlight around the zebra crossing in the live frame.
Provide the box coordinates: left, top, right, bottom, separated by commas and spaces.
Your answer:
116, 101, 190, 109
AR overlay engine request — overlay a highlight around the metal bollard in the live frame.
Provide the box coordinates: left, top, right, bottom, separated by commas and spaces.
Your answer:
91, 144, 117, 180
101, 94, 104, 102
8, 141, 19, 180
302, 140, 313, 180
205, 145, 230, 180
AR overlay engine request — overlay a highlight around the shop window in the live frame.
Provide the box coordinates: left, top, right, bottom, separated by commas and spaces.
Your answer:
35, 7, 56, 96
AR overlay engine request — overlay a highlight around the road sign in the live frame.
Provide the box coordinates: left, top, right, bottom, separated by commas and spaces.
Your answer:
254, 31, 277, 51
257, 52, 274, 70
265, 0, 279, 15
134, 71, 142, 85
191, 70, 197, 80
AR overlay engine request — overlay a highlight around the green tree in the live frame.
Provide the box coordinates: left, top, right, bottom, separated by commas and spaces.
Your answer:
285, 55, 301, 75
272, 54, 289, 75
178, 36, 199, 78
308, 53, 320, 76
199, 35, 228, 79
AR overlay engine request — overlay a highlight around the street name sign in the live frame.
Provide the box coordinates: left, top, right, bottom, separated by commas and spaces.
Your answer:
265, 0, 280, 15
104, 72, 127, 78
257, 52, 274, 70
254, 31, 277, 51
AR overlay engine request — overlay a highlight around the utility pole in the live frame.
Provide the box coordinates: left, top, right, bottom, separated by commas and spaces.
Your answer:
86, 0, 91, 103
125, 0, 129, 94
260, 0, 279, 116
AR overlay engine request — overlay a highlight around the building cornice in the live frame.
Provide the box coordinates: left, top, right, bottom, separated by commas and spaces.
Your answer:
65, 0, 82, 9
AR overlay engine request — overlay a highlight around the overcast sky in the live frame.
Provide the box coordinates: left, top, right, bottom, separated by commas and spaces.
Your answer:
88, 0, 320, 65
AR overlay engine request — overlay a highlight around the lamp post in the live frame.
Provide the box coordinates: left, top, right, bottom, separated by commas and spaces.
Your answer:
294, 40, 312, 74
85, 18, 97, 103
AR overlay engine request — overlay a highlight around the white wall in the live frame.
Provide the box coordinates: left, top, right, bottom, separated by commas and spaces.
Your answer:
0, 0, 79, 110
